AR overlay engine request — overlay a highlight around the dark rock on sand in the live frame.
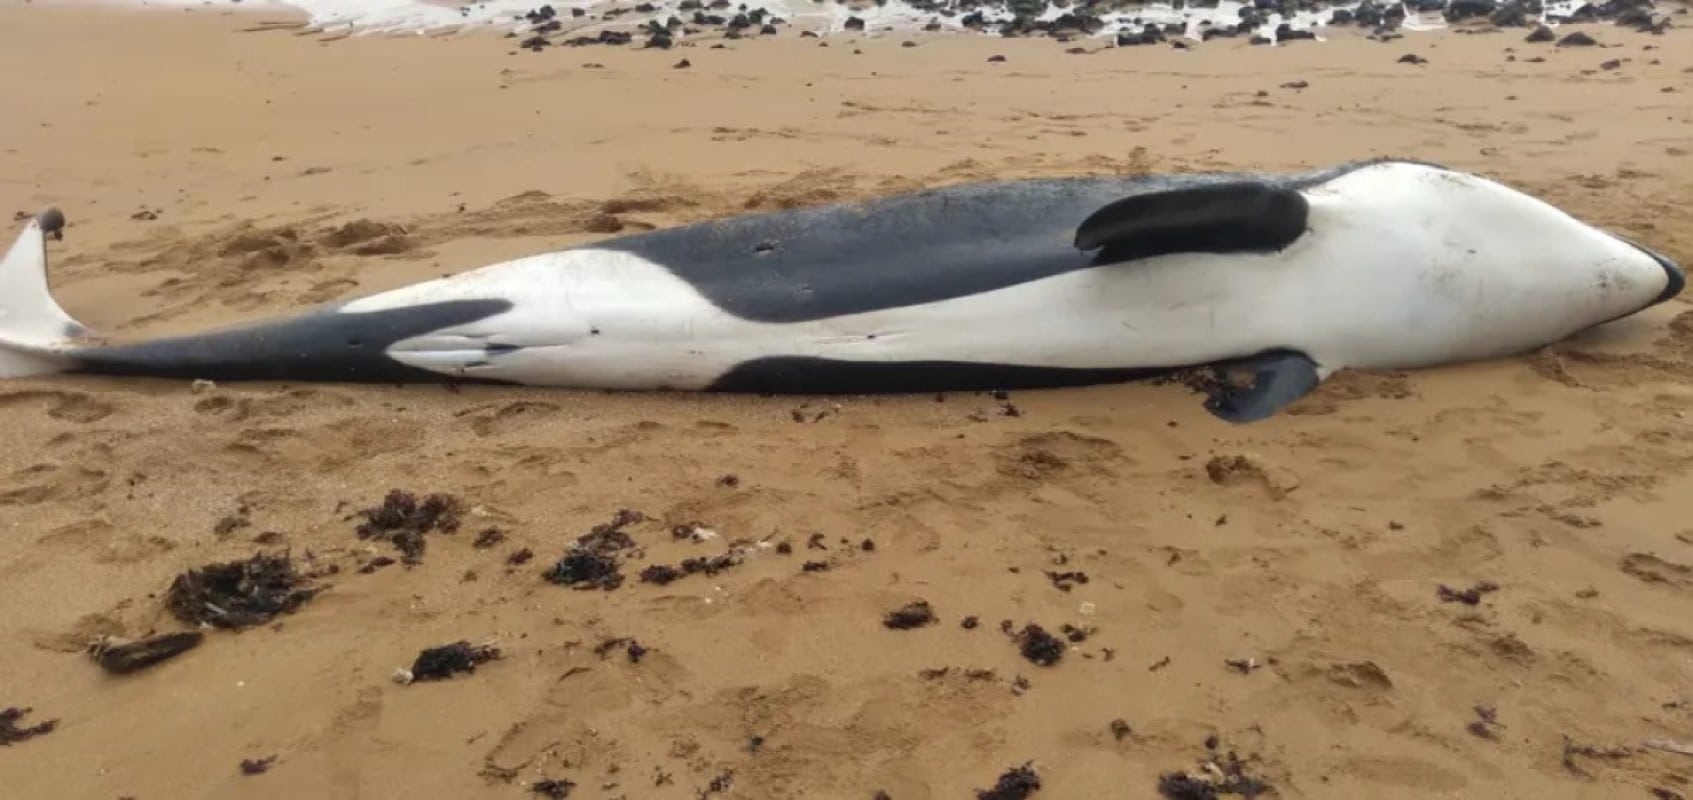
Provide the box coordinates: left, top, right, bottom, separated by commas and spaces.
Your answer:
1443, 0, 1497, 21
1489, 0, 1534, 26
1277, 23, 1316, 40
1118, 28, 1162, 45
1351, 1, 1386, 26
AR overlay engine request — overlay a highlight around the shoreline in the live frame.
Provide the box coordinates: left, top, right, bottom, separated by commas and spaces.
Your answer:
30, 0, 1680, 42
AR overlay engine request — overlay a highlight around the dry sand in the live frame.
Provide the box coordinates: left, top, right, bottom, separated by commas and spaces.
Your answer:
1, 3, 1692, 798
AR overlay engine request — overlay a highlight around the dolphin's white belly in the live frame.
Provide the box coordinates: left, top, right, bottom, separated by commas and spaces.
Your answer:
347, 245, 1299, 389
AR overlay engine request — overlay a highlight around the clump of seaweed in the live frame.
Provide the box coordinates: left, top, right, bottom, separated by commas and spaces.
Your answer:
353, 489, 464, 565
165, 551, 321, 629
543, 509, 645, 590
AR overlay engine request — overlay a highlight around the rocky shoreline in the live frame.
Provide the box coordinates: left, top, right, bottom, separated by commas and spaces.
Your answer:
496, 0, 1677, 50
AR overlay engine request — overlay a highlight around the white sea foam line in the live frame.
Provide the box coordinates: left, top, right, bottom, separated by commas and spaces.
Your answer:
89, 0, 1599, 39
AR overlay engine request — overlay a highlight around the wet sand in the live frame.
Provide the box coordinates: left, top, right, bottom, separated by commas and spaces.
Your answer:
0, 3, 1691, 798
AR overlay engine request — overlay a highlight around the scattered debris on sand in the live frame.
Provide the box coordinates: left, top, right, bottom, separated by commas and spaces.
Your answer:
165, 551, 322, 629
0, 707, 57, 746
472, 527, 507, 549
1224, 657, 1262, 675
399, 640, 503, 683
1642, 737, 1693, 757
883, 600, 937, 629
1437, 581, 1500, 605
240, 755, 277, 775
977, 762, 1041, 799
699, 770, 734, 796
1468, 705, 1502, 740
89, 631, 205, 675
353, 489, 464, 565
213, 508, 252, 538
671, 522, 718, 542
1045, 570, 1089, 592
1059, 624, 1093, 643
919, 666, 999, 682
593, 637, 649, 663
1156, 744, 1274, 799
1560, 736, 1635, 777
357, 555, 396, 574
543, 509, 645, 590
638, 547, 747, 585
530, 777, 576, 798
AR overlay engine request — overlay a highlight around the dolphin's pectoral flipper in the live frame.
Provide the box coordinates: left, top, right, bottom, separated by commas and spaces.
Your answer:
1073, 182, 1310, 265
1201, 350, 1324, 424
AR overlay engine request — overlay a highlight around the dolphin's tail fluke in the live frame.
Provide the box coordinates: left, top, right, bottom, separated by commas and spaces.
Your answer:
0, 209, 85, 378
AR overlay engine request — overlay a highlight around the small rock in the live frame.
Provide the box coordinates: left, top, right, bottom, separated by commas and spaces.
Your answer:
240, 756, 277, 776
883, 600, 937, 630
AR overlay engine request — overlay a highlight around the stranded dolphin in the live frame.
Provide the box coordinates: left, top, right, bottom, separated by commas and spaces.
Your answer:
0, 158, 1682, 423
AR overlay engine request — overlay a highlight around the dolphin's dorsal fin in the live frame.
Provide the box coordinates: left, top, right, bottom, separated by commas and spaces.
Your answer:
1074, 181, 1310, 265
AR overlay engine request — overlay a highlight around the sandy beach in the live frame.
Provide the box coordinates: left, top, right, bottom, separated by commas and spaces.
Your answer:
0, 2, 1691, 798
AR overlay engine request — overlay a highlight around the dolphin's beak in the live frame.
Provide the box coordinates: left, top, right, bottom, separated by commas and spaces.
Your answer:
1646, 244, 1685, 306
1615, 234, 1685, 306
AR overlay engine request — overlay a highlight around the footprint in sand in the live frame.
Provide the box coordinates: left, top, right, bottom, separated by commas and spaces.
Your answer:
995, 431, 1125, 481
1619, 552, 1693, 590
1204, 453, 1301, 500
0, 390, 116, 423
455, 400, 563, 437
0, 464, 111, 507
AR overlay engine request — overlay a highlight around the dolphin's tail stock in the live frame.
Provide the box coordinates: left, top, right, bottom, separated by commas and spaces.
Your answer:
0, 209, 84, 379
